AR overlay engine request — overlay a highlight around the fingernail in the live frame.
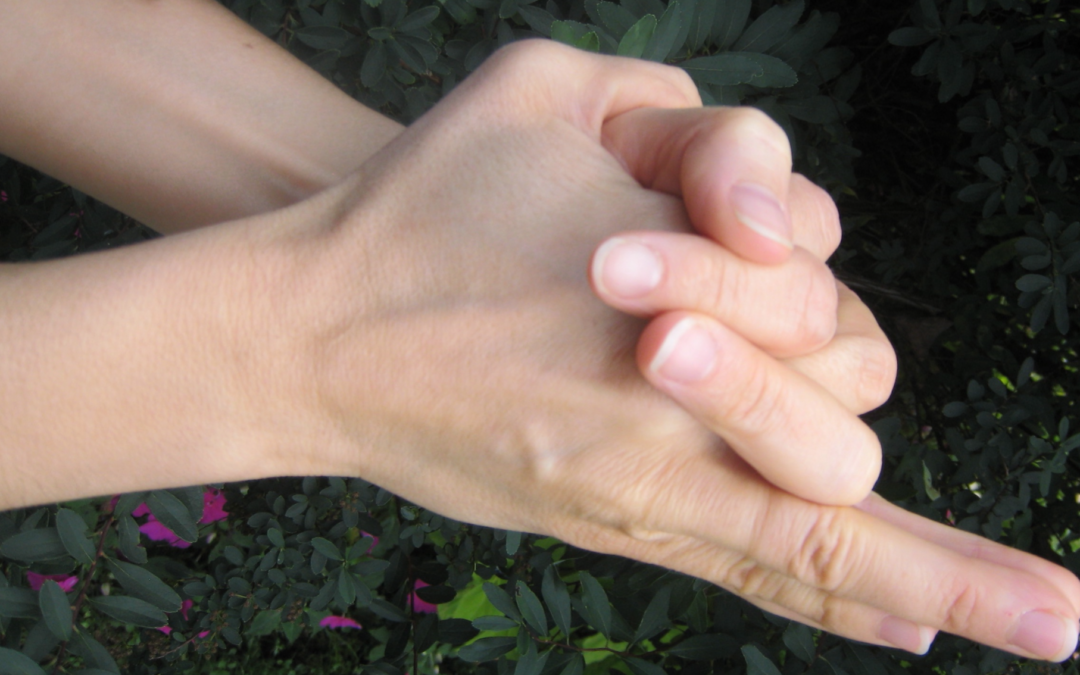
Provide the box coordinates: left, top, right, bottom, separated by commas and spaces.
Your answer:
877, 616, 934, 655
649, 318, 717, 384
593, 237, 663, 299
729, 182, 792, 249
1007, 610, 1078, 661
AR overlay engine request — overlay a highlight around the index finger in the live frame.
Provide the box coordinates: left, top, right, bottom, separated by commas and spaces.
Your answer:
602, 106, 795, 264
638, 449, 1080, 662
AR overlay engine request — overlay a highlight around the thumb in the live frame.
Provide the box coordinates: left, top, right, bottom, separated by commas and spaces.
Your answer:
602, 106, 795, 265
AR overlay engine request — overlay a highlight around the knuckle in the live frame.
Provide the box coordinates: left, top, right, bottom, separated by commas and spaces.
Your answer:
800, 175, 842, 258
720, 107, 792, 161
791, 262, 839, 352
784, 508, 859, 593
851, 336, 898, 412
724, 356, 792, 434
699, 252, 744, 316
937, 578, 982, 635
723, 557, 784, 599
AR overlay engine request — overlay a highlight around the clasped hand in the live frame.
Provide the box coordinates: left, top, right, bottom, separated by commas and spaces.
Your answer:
237, 41, 1079, 661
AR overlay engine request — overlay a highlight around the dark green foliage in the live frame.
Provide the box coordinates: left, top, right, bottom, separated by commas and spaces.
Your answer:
1, 0, 1079, 673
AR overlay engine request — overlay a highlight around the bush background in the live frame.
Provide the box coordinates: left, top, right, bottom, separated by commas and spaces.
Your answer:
1, 0, 1079, 674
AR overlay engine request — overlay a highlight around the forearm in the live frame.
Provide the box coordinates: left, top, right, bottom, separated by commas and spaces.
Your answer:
0, 0, 403, 234
0, 218, 322, 509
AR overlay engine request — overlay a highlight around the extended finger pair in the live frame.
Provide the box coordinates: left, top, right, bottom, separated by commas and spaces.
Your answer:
574, 446, 1080, 662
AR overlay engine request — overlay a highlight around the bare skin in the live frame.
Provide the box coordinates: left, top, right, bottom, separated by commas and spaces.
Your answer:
0, 0, 1076, 662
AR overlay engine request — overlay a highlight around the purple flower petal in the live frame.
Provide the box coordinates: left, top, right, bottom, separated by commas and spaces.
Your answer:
26, 572, 78, 592
139, 517, 191, 549
320, 615, 363, 630
409, 580, 438, 615
200, 488, 228, 524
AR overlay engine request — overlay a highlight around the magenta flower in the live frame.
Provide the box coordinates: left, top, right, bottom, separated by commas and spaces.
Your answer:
201, 489, 228, 524
133, 488, 228, 548
0, 191, 7, 202
26, 572, 77, 592
140, 519, 192, 549
156, 599, 209, 637
320, 615, 362, 630
409, 580, 438, 615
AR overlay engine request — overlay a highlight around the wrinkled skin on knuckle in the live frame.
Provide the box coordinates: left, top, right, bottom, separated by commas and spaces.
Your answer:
797, 175, 842, 259
782, 508, 861, 593
935, 576, 983, 636
723, 354, 793, 438
791, 259, 839, 354
852, 335, 897, 413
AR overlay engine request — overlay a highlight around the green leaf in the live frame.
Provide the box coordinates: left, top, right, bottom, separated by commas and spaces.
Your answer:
576, 32, 601, 52
399, 6, 440, 30
541, 566, 572, 638
0, 587, 40, 619
783, 623, 816, 663
0, 647, 48, 675
782, 95, 838, 123
578, 572, 612, 639
457, 636, 517, 662
472, 615, 519, 631
943, 401, 968, 417
514, 642, 549, 675
922, 462, 941, 500
888, 27, 933, 46
633, 585, 670, 643
669, 633, 738, 660
38, 580, 72, 641
31, 215, 78, 248
617, 15, 657, 58
56, 508, 95, 565
311, 537, 343, 561
732, 0, 803, 52
641, 1, 682, 61
681, 53, 762, 86
957, 182, 998, 202
112, 492, 147, 519
108, 560, 181, 613
712, 0, 750, 49
0, 528, 67, 562
90, 596, 168, 628
978, 156, 1005, 182
293, 25, 352, 50
976, 238, 1019, 274
369, 598, 408, 622
597, 1, 640, 35
247, 609, 282, 637
625, 657, 667, 675
515, 581, 547, 636
168, 486, 204, 524
67, 629, 120, 674
483, 582, 522, 621
499, 0, 521, 19
685, 0, 715, 51
416, 584, 455, 605
1016, 274, 1051, 293
1054, 280, 1069, 335
361, 42, 388, 88
737, 52, 798, 88
505, 530, 522, 556
146, 491, 198, 544
742, 645, 783, 675
517, 5, 555, 35
439, 618, 480, 645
